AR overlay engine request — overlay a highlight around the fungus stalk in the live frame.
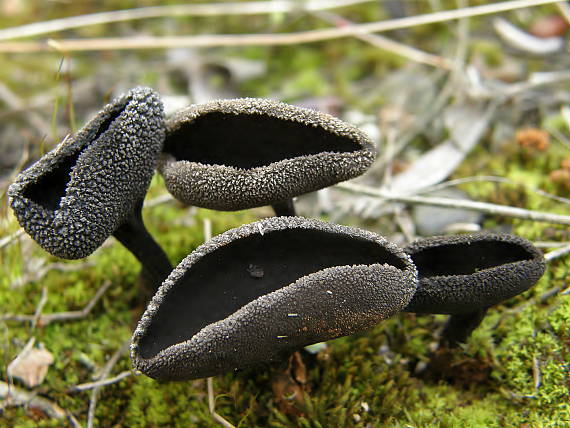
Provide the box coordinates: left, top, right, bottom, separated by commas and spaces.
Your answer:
271, 199, 296, 217
113, 199, 173, 291
440, 308, 488, 347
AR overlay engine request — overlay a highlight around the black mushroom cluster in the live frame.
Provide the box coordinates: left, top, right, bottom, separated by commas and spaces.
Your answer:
9, 87, 547, 383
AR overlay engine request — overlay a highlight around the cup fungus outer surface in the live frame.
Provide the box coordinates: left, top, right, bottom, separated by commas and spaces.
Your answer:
131, 216, 417, 381
159, 98, 376, 211
8, 87, 165, 259
403, 233, 546, 315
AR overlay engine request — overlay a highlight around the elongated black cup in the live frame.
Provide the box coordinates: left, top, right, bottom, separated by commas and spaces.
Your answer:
8, 87, 172, 290
159, 98, 376, 216
403, 233, 546, 344
131, 216, 417, 381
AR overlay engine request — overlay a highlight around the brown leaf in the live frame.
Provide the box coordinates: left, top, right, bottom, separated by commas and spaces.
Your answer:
271, 352, 309, 417
8, 343, 54, 388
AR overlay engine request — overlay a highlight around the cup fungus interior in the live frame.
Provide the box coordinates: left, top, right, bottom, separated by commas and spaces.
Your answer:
21, 107, 125, 211
411, 240, 535, 277
138, 228, 407, 359
164, 112, 362, 169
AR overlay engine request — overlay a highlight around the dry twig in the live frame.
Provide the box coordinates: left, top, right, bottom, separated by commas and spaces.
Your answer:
143, 193, 174, 208
0, 281, 112, 325
69, 370, 132, 393
202, 218, 235, 428
31, 287, 48, 331
532, 356, 542, 391
533, 241, 570, 248
544, 243, 570, 262
0, 0, 373, 41
0, 229, 24, 251
336, 182, 570, 226
0, 381, 81, 426
92, 341, 130, 381
9, 260, 95, 289
311, 10, 455, 69
86, 341, 130, 428
420, 176, 570, 205
208, 376, 235, 428
6, 337, 36, 382
0, 0, 559, 53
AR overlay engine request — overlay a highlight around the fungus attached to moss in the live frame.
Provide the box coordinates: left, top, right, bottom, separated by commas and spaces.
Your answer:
402, 233, 546, 344
159, 98, 376, 216
131, 216, 417, 381
8, 87, 172, 290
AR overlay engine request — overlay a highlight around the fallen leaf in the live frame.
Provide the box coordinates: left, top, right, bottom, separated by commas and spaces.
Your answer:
389, 102, 494, 194
8, 342, 54, 388
271, 352, 308, 417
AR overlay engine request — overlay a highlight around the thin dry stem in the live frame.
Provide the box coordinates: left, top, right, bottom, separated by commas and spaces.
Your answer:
420, 175, 570, 205
0, 230, 24, 250
6, 337, 35, 380
0, 0, 559, 53
0, 281, 111, 325
0, 380, 82, 425
143, 193, 174, 208
86, 341, 130, 428
0, 0, 373, 42
93, 341, 130, 381
70, 370, 132, 392
9, 260, 95, 289
207, 377, 236, 428
532, 357, 542, 390
311, 10, 455, 69
31, 287, 48, 331
86, 388, 97, 428
336, 182, 570, 226
533, 241, 570, 248
544, 243, 570, 261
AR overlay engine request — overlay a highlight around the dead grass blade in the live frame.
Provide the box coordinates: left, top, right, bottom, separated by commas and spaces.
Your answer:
337, 182, 570, 226
0, 281, 112, 325
0, 0, 560, 53
0, 0, 373, 42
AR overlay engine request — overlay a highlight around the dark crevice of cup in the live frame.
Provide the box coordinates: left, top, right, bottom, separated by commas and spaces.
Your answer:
410, 240, 535, 277
21, 107, 127, 211
22, 149, 83, 211
164, 112, 359, 169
